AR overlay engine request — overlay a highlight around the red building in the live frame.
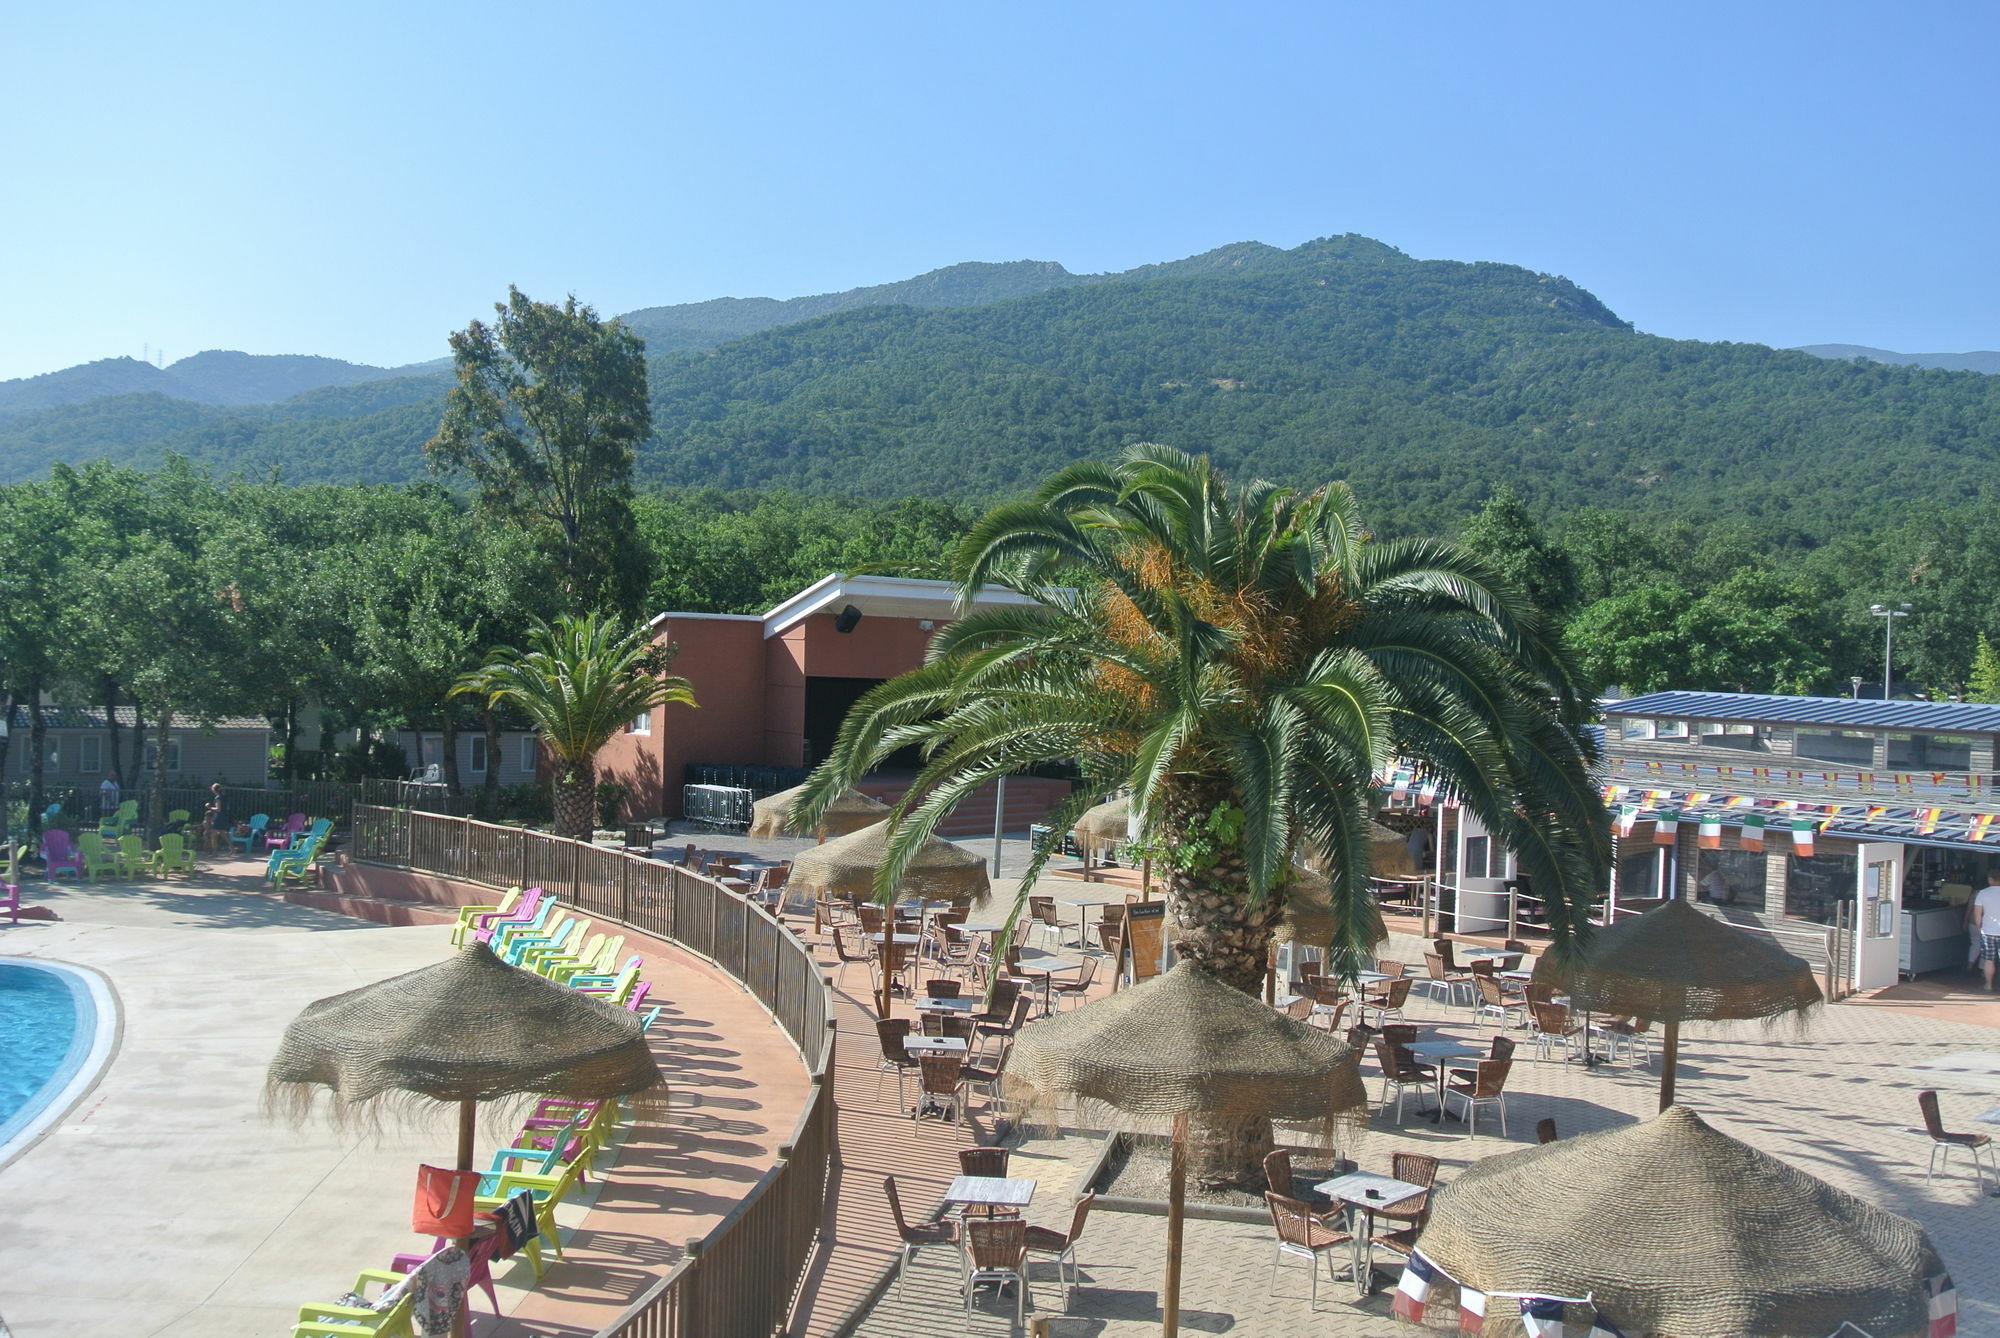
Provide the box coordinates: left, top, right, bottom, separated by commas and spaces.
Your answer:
596, 574, 1070, 833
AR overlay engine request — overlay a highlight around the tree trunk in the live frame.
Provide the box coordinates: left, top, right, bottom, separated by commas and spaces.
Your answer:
27, 678, 46, 833
149, 711, 172, 839
441, 712, 462, 797
481, 709, 502, 820
317, 716, 337, 781
279, 698, 298, 786
104, 678, 123, 790
553, 754, 595, 839
127, 702, 145, 788
0, 687, 15, 846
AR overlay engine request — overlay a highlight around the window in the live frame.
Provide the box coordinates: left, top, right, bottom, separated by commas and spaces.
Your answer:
1796, 729, 1875, 766
1620, 718, 1655, 741
421, 734, 443, 766
1695, 847, 1767, 912
1699, 723, 1762, 750
519, 735, 537, 773
1785, 850, 1857, 925
79, 735, 102, 774
629, 710, 652, 736
43, 740, 59, 770
1462, 835, 1491, 880
1617, 846, 1661, 901
1655, 719, 1688, 738
468, 734, 488, 776
143, 739, 182, 773
1887, 733, 1973, 771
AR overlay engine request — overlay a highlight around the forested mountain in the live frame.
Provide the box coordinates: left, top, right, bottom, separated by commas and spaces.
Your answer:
0, 350, 403, 418
7, 233, 2000, 541
1793, 344, 2000, 374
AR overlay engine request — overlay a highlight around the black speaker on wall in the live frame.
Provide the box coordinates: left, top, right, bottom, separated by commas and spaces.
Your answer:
833, 604, 863, 634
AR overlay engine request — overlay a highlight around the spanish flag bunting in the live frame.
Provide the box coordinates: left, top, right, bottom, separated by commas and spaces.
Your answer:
1919, 808, 1942, 835
1866, 805, 1888, 822
1973, 814, 1995, 843
1653, 811, 1680, 846
1740, 813, 1766, 850
1698, 816, 1722, 849
1791, 818, 1816, 857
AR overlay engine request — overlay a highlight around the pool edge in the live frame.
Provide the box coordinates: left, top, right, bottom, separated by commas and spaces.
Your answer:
0, 958, 122, 1172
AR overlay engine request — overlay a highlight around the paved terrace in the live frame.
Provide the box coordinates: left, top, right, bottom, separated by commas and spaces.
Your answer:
0, 856, 810, 1338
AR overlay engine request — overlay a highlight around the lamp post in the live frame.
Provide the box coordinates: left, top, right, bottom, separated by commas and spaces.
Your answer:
1869, 603, 1911, 699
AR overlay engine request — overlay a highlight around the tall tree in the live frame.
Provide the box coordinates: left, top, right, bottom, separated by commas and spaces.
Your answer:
426, 287, 653, 617
1461, 485, 1578, 620
797, 445, 1609, 1185
456, 614, 694, 838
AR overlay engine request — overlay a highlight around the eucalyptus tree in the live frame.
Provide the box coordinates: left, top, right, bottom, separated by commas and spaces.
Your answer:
798, 445, 1609, 1182
455, 614, 694, 838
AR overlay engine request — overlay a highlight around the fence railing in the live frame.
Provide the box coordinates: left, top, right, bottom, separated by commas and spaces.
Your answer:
349, 805, 837, 1338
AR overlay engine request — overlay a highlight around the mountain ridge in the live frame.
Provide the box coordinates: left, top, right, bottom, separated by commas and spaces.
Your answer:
1792, 344, 2000, 375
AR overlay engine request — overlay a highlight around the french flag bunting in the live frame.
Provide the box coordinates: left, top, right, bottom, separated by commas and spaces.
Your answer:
1519, 1297, 1567, 1337
1929, 1269, 1958, 1338
1392, 1251, 1437, 1324
1457, 1285, 1487, 1335
1584, 1316, 1628, 1338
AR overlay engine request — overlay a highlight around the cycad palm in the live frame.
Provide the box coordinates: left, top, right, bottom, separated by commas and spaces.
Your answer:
802, 445, 1609, 985
456, 613, 694, 838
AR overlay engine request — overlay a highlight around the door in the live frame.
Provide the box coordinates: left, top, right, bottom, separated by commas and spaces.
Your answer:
1854, 842, 1903, 991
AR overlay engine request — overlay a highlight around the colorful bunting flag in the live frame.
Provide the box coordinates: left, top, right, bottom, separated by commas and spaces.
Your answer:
1392, 1252, 1437, 1324
1792, 818, 1816, 858
1929, 1269, 1958, 1338
1653, 811, 1680, 846
1457, 1286, 1487, 1335
1698, 816, 1722, 849
1740, 813, 1766, 851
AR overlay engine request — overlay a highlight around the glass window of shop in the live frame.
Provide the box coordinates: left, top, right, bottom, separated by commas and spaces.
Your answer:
1695, 846, 1768, 912
1616, 845, 1661, 901
1785, 850, 1857, 925
1887, 733, 1974, 771
1901, 844, 1995, 911
1795, 729, 1876, 766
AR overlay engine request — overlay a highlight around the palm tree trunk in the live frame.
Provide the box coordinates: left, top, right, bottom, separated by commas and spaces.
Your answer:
480, 709, 502, 820
553, 754, 595, 839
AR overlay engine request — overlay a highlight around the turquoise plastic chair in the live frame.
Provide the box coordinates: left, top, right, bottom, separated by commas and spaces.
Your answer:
266, 819, 332, 887
229, 813, 270, 855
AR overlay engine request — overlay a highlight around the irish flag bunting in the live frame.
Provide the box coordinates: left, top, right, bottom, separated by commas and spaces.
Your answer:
1698, 816, 1722, 849
1792, 818, 1816, 857
1740, 813, 1766, 850
1653, 811, 1680, 846
1615, 806, 1639, 839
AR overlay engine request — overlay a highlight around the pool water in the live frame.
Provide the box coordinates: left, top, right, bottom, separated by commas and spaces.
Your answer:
0, 962, 82, 1140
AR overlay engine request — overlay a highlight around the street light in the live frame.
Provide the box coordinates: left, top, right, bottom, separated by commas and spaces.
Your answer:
1869, 603, 1911, 699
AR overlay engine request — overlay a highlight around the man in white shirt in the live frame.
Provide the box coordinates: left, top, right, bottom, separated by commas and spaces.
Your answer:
1972, 870, 2000, 992
98, 775, 120, 814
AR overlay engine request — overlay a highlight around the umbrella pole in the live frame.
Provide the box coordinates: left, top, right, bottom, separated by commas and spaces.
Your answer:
454, 1098, 477, 1338
1659, 1019, 1680, 1111
1163, 1113, 1186, 1337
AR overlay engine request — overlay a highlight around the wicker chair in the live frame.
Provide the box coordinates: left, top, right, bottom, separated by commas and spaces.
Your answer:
1028, 894, 1065, 949
1443, 1057, 1513, 1137
1025, 1193, 1096, 1307
875, 1018, 919, 1106
1052, 955, 1099, 1008
923, 977, 962, 999
1369, 1151, 1439, 1260
1364, 977, 1413, 1028
1535, 1116, 1560, 1144
1488, 1034, 1517, 1063
960, 1037, 1012, 1118
1372, 1038, 1435, 1123
1263, 1191, 1354, 1306
914, 1054, 966, 1125
1918, 1089, 1995, 1191
1528, 1001, 1583, 1063
1262, 1148, 1332, 1211
1591, 1014, 1656, 1067
827, 925, 871, 988
883, 1174, 956, 1299
1421, 952, 1474, 1009
962, 1217, 1033, 1329
1474, 973, 1529, 1029
974, 991, 1033, 1063
1282, 996, 1315, 1023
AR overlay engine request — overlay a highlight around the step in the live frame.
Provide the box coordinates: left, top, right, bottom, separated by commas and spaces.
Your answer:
284, 888, 460, 928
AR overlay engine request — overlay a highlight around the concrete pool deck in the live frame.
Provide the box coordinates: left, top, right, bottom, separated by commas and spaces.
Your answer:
0, 860, 811, 1338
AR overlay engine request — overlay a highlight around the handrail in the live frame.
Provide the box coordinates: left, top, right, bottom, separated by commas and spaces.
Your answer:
348, 805, 837, 1338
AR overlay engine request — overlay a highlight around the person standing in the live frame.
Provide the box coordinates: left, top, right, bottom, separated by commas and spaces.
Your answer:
1405, 814, 1434, 871
98, 774, 120, 818
1972, 869, 2000, 992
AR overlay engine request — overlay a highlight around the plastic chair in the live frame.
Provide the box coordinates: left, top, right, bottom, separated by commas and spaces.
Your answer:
2, 843, 21, 923
450, 885, 523, 947
76, 831, 119, 881
113, 833, 148, 878
473, 1153, 587, 1278
229, 813, 271, 855
465, 887, 540, 945
292, 1269, 416, 1336
962, 1217, 1033, 1330
389, 1234, 502, 1317
40, 829, 82, 880
147, 832, 196, 877
884, 1174, 956, 1300
268, 812, 308, 849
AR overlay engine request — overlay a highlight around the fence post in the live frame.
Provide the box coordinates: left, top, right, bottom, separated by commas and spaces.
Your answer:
1507, 888, 1518, 942
621, 855, 631, 924
680, 1236, 705, 1337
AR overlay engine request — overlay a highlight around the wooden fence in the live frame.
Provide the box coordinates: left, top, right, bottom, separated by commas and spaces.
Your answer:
349, 806, 836, 1338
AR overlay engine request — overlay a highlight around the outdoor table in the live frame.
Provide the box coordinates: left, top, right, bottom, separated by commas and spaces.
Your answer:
1909, 1053, 2000, 1092
1407, 1040, 1483, 1120
904, 1034, 970, 1055
1500, 969, 1534, 980
1012, 957, 1082, 1014
1066, 899, 1114, 947
914, 996, 976, 1014
867, 933, 922, 946
1459, 947, 1522, 969
1312, 1170, 1426, 1292
1976, 1106, 2000, 1125
945, 1175, 1037, 1211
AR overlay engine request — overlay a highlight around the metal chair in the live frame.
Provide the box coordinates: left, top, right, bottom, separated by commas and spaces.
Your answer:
1051, 955, 1099, 1008
1372, 1038, 1435, 1124
1474, 973, 1530, 1029
1421, 952, 1474, 1009
1263, 1191, 1355, 1307
962, 1217, 1033, 1331
883, 1175, 956, 1300
827, 925, 870, 988
875, 1018, 918, 1106
1364, 977, 1413, 1028
1528, 1001, 1583, 1063
1025, 1193, 1095, 1309
914, 1054, 966, 1125
1262, 1149, 1333, 1212
1591, 1015, 1656, 1067
1442, 1058, 1513, 1138
1918, 1090, 1995, 1191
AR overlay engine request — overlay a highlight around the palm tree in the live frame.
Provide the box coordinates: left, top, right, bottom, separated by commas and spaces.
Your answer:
797, 445, 1609, 1183
455, 613, 694, 838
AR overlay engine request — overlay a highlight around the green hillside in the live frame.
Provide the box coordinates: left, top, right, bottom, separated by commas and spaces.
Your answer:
8, 233, 2000, 537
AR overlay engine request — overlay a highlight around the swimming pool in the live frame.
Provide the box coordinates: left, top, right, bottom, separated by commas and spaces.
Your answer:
0, 959, 117, 1166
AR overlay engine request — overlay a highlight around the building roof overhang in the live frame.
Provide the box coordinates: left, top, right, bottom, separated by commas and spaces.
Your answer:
652, 573, 1045, 640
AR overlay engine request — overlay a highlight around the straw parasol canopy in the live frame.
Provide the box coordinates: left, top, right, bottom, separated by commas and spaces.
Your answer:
1417, 1105, 1949, 1338
267, 941, 665, 1123
1009, 959, 1367, 1337
748, 783, 889, 839
1071, 795, 1131, 847
1533, 896, 1822, 1107
784, 818, 990, 904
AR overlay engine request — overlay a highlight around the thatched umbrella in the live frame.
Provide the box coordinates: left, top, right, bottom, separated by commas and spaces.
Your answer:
268, 942, 664, 1329
747, 783, 888, 839
1072, 795, 1130, 847
1534, 897, 1821, 1109
785, 819, 990, 904
1010, 960, 1367, 1336
1417, 1105, 1952, 1338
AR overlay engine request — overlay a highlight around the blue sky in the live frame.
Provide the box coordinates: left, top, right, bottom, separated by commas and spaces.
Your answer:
4, 1, 1995, 380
